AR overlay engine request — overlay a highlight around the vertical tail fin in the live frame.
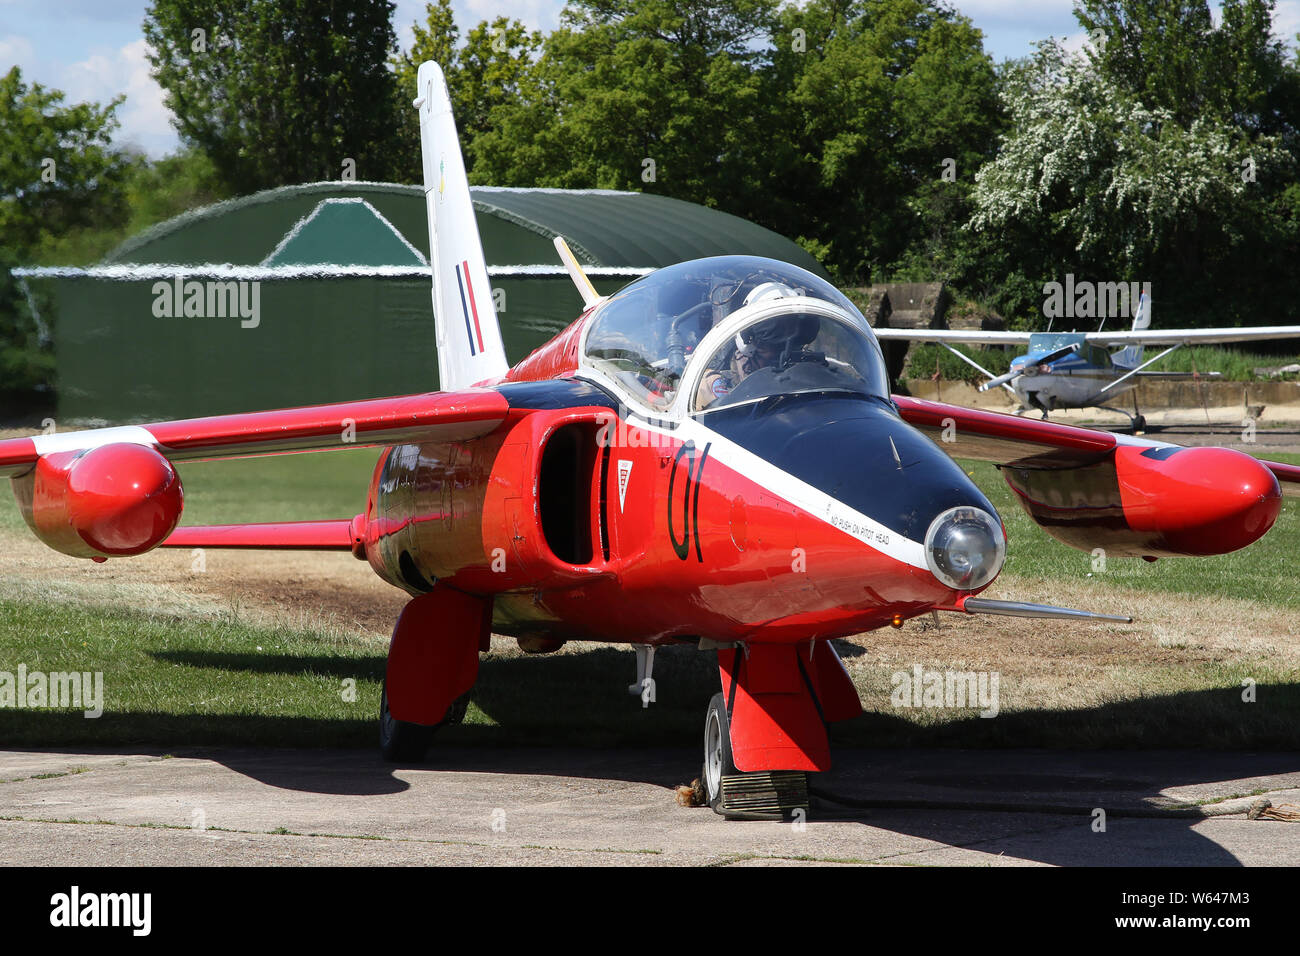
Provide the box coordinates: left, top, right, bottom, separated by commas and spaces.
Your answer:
415, 61, 508, 390
1115, 291, 1150, 368
1131, 291, 1151, 332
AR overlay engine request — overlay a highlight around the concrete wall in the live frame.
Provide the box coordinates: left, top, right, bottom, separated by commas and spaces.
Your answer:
902, 377, 1300, 413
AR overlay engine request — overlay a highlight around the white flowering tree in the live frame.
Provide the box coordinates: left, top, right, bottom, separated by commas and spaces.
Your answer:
969, 40, 1287, 288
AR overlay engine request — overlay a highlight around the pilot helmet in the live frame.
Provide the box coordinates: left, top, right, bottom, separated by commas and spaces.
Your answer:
743, 281, 800, 308
739, 314, 819, 352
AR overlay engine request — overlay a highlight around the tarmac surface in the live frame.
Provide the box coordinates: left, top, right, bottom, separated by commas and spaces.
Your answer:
2, 746, 1298, 866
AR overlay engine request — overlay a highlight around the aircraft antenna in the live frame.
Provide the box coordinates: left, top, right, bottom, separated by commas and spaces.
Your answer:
554, 236, 602, 308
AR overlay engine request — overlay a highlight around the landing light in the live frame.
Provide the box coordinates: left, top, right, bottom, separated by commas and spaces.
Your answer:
924, 506, 1005, 591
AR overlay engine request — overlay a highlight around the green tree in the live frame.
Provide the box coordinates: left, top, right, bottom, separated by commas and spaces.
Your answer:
414, 0, 999, 286
768, 0, 1002, 281
392, 0, 458, 90
0, 67, 131, 256
1067, 1, 1300, 326
390, 2, 543, 182
965, 0, 1300, 327
967, 40, 1292, 326
0, 66, 132, 414
455, 17, 544, 178
33, 148, 229, 266
390, 0, 459, 182
1075, 0, 1298, 139
473, 0, 778, 211
144, 0, 402, 191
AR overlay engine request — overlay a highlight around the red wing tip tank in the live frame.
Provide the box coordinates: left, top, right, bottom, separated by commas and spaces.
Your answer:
13, 441, 183, 560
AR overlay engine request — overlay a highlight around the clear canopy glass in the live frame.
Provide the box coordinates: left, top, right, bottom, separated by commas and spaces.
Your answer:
689, 312, 890, 413
582, 256, 878, 410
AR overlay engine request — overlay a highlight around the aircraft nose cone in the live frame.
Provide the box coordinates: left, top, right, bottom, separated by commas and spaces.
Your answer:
924, 506, 1005, 591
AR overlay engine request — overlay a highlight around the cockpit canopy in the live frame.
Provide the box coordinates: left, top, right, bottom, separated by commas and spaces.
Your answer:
581, 256, 889, 411
1026, 331, 1106, 368
689, 312, 887, 413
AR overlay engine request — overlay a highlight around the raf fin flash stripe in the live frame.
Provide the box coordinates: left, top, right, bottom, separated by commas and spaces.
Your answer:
454, 262, 476, 356
455, 259, 486, 355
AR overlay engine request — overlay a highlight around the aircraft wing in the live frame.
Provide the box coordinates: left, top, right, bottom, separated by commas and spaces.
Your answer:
0, 389, 509, 478
1085, 326, 1300, 347
893, 394, 1300, 497
0, 389, 511, 559
872, 328, 1033, 345
873, 326, 1300, 348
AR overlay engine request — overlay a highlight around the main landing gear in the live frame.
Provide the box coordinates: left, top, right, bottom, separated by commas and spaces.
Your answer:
379, 680, 468, 761
1095, 405, 1146, 433
1131, 391, 1147, 433
378, 584, 490, 764
1096, 392, 1146, 432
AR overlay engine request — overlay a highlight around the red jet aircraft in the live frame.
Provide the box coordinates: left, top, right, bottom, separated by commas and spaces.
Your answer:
4, 63, 1298, 818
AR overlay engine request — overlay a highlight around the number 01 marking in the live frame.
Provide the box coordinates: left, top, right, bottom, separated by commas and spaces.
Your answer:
668, 441, 711, 562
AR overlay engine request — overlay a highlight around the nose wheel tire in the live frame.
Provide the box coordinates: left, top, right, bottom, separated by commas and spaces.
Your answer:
379, 679, 468, 762
703, 693, 737, 814
702, 691, 810, 820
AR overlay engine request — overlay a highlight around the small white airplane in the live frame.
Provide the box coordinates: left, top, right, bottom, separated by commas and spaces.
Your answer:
874, 294, 1300, 429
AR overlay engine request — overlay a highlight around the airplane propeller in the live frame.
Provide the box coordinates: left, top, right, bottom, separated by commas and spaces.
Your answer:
977, 343, 1080, 393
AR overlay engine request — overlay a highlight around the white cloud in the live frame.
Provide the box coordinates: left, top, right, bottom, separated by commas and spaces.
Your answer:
116, 39, 176, 155
60, 38, 179, 157
952, 0, 1077, 28
391, 0, 430, 50
2, 30, 179, 157
1275, 0, 1300, 43
461, 0, 564, 31
0, 33, 37, 72
391, 0, 566, 51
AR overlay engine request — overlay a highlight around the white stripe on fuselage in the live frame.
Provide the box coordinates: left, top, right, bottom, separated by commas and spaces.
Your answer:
622, 412, 929, 572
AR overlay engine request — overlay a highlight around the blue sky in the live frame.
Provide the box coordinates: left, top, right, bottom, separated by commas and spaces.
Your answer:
3, 1, 1298, 157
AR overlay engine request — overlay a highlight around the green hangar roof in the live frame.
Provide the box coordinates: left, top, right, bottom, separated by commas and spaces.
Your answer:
16, 181, 828, 423
97, 181, 827, 276
467, 187, 826, 272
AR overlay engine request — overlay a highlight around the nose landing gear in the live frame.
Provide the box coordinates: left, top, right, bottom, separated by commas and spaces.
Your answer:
701, 692, 810, 820
698, 641, 861, 819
